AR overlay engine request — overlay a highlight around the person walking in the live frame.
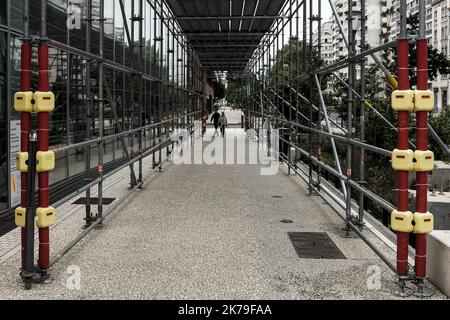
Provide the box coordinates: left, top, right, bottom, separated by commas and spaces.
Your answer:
218, 112, 228, 137
211, 109, 220, 136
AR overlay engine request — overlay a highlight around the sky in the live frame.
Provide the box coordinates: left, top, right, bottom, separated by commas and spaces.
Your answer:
322, 1, 333, 22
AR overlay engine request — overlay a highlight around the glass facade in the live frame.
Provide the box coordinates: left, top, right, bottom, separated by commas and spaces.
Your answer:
1, 1, 9, 216
0, 0, 206, 235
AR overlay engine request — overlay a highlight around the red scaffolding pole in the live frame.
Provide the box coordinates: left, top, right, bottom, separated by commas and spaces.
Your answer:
37, 0, 51, 275
395, 38, 410, 277
414, 38, 429, 280
20, 42, 32, 270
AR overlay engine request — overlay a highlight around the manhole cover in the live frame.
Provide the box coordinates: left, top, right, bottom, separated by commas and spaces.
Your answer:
280, 219, 293, 223
272, 195, 282, 198
72, 197, 116, 205
288, 232, 346, 259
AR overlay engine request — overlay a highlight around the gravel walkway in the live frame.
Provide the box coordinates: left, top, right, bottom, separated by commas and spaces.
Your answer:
0, 122, 446, 299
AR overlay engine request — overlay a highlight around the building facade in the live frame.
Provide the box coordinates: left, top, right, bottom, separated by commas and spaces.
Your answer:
0, 0, 209, 236
430, 0, 450, 112
315, 0, 450, 112
385, 0, 449, 112
320, 0, 388, 78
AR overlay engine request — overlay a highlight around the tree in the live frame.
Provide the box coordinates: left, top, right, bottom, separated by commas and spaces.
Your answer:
429, 108, 450, 161
385, 13, 450, 85
213, 80, 225, 99
225, 80, 244, 106
267, 38, 324, 122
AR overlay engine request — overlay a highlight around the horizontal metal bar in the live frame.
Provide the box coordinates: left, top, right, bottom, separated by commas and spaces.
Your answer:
193, 44, 259, 48
200, 58, 251, 61
48, 39, 207, 98
248, 40, 398, 96
277, 136, 395, 213
184, 32, 267, 36
50, 155, 169, 267
260, 133, 397, 272
51, 137, 169, 209
251, 111, 391, 156
198, 54, 252, 58
169, 16, 288, 21
52, 111, 200, 154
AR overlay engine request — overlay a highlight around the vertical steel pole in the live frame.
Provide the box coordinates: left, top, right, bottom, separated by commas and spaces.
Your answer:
171, 19, 175, 142
159, 0, 163, 168
97, 0, 105, 226
37, 0, 51, 276
345, 0, 354, 234
308, 0, 313, 194
112, 0, 116, 159
414, 0, 429, 283
84, 0, 93, 228
295, 0, 299, 161
396, 0, 410, 278
317, 0, 322, 189
152, 4, 157, 167
302, 0, 307, 72
358, 0, 366, 225
165, 14, 170, 155
130, 0, 136, 186
65, 1, 71, 182
20, 0, 32, 271
23, 131, 38, 289
138, 0, 143, 184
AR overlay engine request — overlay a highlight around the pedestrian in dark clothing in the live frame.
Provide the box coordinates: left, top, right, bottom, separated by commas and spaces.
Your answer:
211, 110, 220, 136
218, 112, 228, 137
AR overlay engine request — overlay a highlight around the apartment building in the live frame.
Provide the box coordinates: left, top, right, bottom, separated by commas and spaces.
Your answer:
313, 19, 334, 64
386, 0, 449, 112
315, 0, 449, 112
316, 0, 389, 77
430, 0, 450, 112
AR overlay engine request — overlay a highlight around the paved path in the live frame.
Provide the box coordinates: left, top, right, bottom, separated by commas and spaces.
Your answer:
0, 110, 446, 299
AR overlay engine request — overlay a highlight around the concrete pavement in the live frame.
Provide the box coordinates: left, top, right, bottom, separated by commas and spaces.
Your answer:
0, 111, 446, 299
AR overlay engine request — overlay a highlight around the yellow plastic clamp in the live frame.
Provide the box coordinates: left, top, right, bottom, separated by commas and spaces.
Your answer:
414, 90, 434, 112
33, 91, 55, 112
391, 90, 414, 111
15, 207, 27, 228
364, 100, 373, 109
391, 210, 414, 233
36, 151, 55, 172
16, 152, 29, 173
391, 149, 415, 171
36, 207, 56, 228
413, 212, 434, 234
414, 150, 434, 172
14, 91, 34, 112
388, 74, 399, 89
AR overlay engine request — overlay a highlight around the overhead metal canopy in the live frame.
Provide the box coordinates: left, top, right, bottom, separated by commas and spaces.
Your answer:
166, 0, 286, 75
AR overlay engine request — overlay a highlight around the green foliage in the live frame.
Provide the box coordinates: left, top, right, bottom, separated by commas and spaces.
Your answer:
429, 107, 450, 161
268, 39, 324, 122
364, 98, 397, 151
268, 39, 323, 82
213, 81, 226, 99
225, 80, 244, 105
331, 65, 387, 122
385, 13, 450, 84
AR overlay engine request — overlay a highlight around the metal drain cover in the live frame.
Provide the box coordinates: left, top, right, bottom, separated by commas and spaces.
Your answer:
288, 232, 346, 259
72, 197, 116, 205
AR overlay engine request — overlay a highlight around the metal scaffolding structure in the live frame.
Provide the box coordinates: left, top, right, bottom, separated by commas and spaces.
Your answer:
242, 0, 449, 297
8, 0, 209, 288
0, 0, 448, 296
